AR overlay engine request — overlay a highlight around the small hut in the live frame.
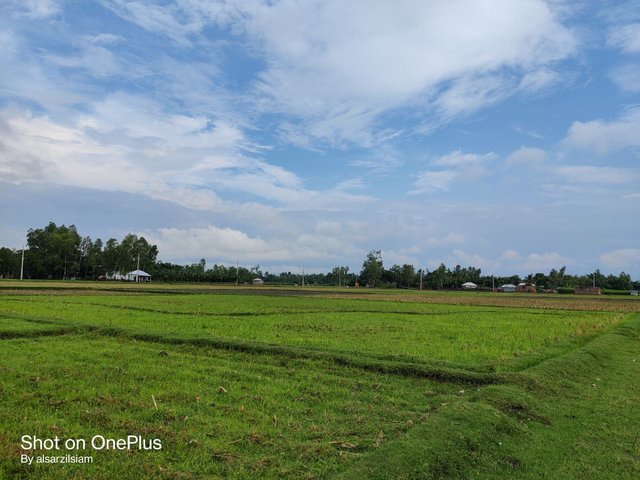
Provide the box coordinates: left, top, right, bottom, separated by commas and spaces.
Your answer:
574, 286, 601, 295
516, 283, 537, 293
126, 270, 151, 282
252, 278, 265, 286
461, 282, 477, 289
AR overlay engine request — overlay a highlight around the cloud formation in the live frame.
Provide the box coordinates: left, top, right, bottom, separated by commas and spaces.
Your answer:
563, 107, 640, 153
1, 1, 638, 276
99, 0, 577, 146
412, 150, 495, 193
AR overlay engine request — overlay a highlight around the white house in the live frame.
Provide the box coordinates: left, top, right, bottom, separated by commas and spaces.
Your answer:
126, 269, 151, 282
461, 282, 477, 289
501, 284, 516, 292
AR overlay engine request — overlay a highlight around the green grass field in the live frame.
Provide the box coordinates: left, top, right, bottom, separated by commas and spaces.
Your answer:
0, 282, 638, 479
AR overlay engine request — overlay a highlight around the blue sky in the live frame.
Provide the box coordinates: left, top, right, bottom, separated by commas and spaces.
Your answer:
1, 0, 639, 276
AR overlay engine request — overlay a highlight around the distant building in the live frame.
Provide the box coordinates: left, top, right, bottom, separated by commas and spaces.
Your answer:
574, 286, 601, 295
500, 284, 516, 293
516, 283, 537, 293
461, 282, 477, 289
630, 290, 639, 296
252, 278, 265, 286
126, 270, 151, 282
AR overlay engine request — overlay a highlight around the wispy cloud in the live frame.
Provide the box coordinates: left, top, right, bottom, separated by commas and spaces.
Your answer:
562, 107, 640, 153
0, 106, 370, 213
411, 150, 495, 194
607, 22, 640, 54
505, 146, 547, 166
512, 125, 544, 139
98, 0, 577, 146
553, 166, 637, 184
600, 248, 640, 270
609, 63, 640, 92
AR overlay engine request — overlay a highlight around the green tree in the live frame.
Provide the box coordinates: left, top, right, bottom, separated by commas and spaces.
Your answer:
360, 250, 383, 287
427, 263, 449, 289
103, 238, 120, 275
400, 264, 415, 288
330, 266, 350, 286
26, 222, 81, 279
0, 247, 21, 278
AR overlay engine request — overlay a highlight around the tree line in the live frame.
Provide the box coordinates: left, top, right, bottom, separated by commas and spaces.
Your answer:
0, 223, 638, 290
356, 250, 638, 291
0, 222, 158, 280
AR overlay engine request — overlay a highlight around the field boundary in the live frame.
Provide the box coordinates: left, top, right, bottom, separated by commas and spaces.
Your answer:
336, 314, 640, 479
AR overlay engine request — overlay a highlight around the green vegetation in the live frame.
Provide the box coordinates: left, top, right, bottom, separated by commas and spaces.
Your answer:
3, 222, 639, 292
0, 293, 626, 371
0, 283, 638, 479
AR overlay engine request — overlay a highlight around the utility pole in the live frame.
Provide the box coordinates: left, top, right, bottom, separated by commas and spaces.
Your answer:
419, 268, 423, 291
235, 260, 239, 286
136, 253, 140, 283
302, 266, 305, 287
492, 275, 495, 293
20, 246, 25, 280
593, 272, 596, 288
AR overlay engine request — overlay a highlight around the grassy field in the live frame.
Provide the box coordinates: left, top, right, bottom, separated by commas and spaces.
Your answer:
0, 281, 638, 479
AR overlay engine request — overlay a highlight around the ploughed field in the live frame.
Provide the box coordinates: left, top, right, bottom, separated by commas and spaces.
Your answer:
1, 283, 638, 479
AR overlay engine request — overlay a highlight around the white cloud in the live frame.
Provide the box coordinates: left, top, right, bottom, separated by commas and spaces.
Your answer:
145, 221, 364, 264
148, 188, 223, 211
0, 106, 370, 213
520, 252, 571, 271
101, 0, 576, 145
349, 147, 404, 174
90, 33, 126, 45
447, 249, 495, 270
411, 170, 458, 193
600, 248, 640, 270
553, 166, 636, 184
8, 0, 62, 19
45, 44, 124, 79
517, 68, 563, 92
501, 249, 521, 261
426, 233, 465, 247
101, 0, 211, 47
430, 74, 513, 121
607, 23, 640, 54
0, 110, 141, 190
512, 125, 544, 139
411, 149, 494, 193
455, 249, 573, 274
431, 150, 496, 167
505, 146, 547, 166
382, 250, 420, 267
563, 107, 640, 153
148, 226, 283, 263
609, 63, 640, 92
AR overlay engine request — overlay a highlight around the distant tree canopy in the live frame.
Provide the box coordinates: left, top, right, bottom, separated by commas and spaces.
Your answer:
26, 223, 81, 279
360, 250, 384, 287
1, 222, 638, 289
3, 222, 158, 280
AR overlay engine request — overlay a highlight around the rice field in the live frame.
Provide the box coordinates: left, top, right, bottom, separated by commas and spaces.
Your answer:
0, 282, 638, 479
